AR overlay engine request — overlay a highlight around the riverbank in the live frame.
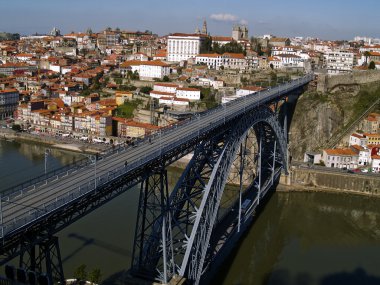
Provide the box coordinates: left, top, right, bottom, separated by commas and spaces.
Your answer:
279, 166, 380, 198
0, 129, 109, 154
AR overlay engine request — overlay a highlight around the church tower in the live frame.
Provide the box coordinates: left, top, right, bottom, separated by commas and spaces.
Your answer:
201, 20, 207, 35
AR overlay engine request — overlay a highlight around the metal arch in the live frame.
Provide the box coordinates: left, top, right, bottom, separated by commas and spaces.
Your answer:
177, 105, 287, 284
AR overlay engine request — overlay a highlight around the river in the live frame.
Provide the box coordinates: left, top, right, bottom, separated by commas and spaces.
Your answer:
1, 140, 380, 285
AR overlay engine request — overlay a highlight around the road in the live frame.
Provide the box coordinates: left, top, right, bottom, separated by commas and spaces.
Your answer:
0, 75, 312, 238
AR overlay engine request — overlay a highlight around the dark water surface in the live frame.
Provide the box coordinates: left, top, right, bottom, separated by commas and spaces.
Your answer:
1, 140, 380, 285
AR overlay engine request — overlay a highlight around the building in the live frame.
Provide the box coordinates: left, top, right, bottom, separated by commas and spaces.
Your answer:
0, 89, 19, 119
349, 133, 368, 147
153, 83, 179, 94
322, 148, 358, 169
113, 117, 159, 138
324, 51, 354, 74
167, 33, 209, 62
269, 38, 291, 47
364, 133, 380, 145
0, 62, 37, 76
175, 87, 201, 101
232, 25, 248, 41
195, 53, 247, 70
360, 113, 380, 134
358, 147, 371, 166
120, 60, 170, 80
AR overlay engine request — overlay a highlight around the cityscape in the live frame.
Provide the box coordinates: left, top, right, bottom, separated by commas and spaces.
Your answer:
0, 1, 380, 285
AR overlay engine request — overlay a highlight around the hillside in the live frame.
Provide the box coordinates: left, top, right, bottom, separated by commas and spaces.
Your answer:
289, 80, 380, 160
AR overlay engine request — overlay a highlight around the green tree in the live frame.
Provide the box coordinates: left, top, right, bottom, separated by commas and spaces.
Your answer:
363, 51, 371, 65
200, 36, 212, 53
88, 268, 102, 284
74, 264, 87, 282
368, 61, 376, 69
11, 124, 21, 132
140, 86, 153, 94
163, 75, 170, 82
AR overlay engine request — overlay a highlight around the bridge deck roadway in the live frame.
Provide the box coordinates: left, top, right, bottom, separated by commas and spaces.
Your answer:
0, 75, 312, 239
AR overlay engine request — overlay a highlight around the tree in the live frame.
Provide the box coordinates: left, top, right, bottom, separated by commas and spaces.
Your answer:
363, 51, 371, 65
88, 268, 102, 284
140, 86, 153, 94
368, 61, 376, 69
74, 264, 87, 282
163, 75, 170, 82
200, 36, 212, 53
12, 124, 21, 132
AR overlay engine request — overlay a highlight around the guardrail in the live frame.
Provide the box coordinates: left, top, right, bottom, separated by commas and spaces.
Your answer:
0, 74, 313, 239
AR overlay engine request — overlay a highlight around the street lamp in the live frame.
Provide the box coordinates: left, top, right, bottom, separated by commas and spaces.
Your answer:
44, 148, 51, 175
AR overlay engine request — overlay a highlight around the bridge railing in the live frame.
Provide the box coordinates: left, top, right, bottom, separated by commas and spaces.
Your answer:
0, 74, 313, 238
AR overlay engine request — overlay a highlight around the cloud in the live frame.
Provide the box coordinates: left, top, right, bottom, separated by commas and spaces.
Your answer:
240, 19, 248, 25
210, 13, 238, 22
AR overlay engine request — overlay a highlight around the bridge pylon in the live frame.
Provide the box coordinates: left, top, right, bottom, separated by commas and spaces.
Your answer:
19, 236, 64, 284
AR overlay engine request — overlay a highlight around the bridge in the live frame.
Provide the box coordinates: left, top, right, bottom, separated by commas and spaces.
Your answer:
0, 74, 313, 285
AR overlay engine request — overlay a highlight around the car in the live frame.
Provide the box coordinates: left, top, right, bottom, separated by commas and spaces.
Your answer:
361, 169, 368, 173
347, 170, 355, 174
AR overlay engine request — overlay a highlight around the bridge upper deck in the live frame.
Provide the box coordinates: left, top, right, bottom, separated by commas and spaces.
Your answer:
0, 74, 313, 240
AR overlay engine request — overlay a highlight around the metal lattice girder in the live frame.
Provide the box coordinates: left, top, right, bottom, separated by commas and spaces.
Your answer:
175, 106, 288, 284
19, 236, 64, 284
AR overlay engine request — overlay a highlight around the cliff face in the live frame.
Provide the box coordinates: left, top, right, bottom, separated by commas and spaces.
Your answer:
289, 82, 380, 160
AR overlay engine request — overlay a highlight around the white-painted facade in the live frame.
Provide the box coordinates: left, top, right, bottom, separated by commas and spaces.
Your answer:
324, 51, 354, 74
167, 34, 207, 62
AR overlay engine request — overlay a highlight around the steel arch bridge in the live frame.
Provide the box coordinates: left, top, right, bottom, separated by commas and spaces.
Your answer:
0, 75, 312, 285
131, 105, 288, 285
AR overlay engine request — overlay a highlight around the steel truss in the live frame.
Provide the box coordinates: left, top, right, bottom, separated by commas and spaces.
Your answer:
132, 105, 288, 284
20, 236, 64, 284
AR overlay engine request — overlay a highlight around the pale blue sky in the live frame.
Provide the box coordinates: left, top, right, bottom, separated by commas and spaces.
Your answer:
0, 0, 379, 40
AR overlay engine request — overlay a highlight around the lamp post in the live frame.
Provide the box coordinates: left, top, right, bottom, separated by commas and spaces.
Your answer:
44, 148, 51, 175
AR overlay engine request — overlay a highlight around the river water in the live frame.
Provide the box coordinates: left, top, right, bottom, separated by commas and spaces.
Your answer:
1, 140, 380, 285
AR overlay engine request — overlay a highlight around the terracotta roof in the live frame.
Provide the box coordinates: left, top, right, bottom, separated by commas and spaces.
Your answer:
176, 87, 200, 92
150, 90, 175, 96
154, 83, 179, 88
241, 86, 265, 92
212, 36, 233, 42
324, 148, 358, 156
120, 60, 169, 67
351, 133, 365, 139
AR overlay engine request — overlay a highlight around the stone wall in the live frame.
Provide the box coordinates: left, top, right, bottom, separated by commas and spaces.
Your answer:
288, 167, 380, 196
317, 70, 380, 93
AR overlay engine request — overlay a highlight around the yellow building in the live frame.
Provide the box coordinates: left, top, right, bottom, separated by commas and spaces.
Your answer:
115, 91, 133, 106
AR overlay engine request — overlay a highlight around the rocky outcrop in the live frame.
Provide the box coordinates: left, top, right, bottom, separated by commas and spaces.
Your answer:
289, 81, 380, 160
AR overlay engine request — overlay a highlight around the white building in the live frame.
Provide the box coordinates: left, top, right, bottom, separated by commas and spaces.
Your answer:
153, 83, 179, 94
349, 133, 368, 147
176, 87, 201, 101
358, 148, 371, 166
167, 33, 208, 62
222, 86, 265, 104
159, 97, 189, 106
322, 148, 358, 169
236, 86, 265, 97
195, 53, 247, 70
120, 60, 170, 79
150, 90, 175, 99
372, 155, 380, 172
324, 51, 354, 74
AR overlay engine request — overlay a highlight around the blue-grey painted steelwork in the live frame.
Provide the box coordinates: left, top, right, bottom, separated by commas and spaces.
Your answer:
0, 74, 313, 284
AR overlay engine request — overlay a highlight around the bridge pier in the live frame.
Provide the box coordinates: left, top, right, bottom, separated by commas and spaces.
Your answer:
19, 236, 64, 284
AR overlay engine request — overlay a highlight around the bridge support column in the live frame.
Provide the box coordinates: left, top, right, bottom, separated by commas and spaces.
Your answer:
19, 236, 64, 284
132, 167, 174, 282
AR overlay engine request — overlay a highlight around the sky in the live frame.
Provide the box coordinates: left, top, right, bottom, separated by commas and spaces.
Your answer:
1, 0, 379, 40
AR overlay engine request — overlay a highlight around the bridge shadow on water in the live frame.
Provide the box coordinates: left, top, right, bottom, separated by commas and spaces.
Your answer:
62, 233, 132, 264
264, 268, 380, 285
